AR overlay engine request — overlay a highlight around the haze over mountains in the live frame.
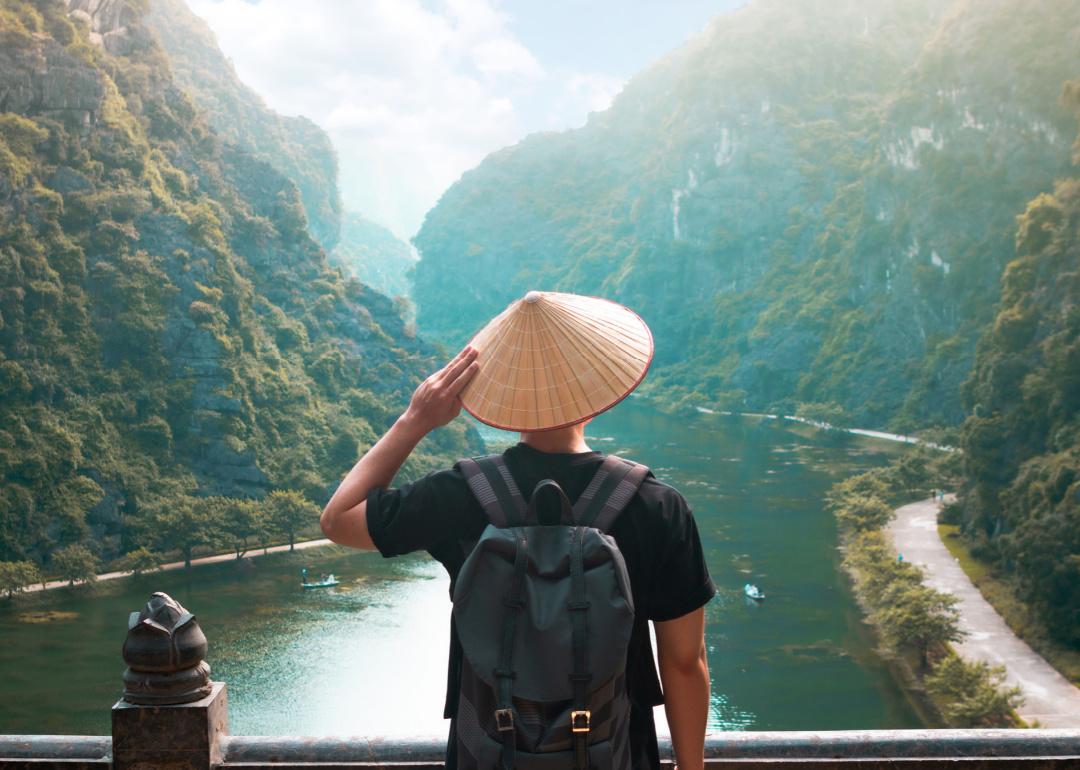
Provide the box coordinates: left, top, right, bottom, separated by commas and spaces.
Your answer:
411, 0, 1080, 643
414, 0, 1080, 432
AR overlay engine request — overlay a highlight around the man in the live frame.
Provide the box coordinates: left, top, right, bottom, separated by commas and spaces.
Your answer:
322, 292, 714, 770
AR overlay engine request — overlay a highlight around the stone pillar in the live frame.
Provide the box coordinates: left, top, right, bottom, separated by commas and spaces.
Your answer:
111, 592, 229, 770
112, 682, 228, 770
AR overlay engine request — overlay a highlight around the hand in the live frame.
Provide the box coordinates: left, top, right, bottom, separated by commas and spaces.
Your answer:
401, 346, 480, 436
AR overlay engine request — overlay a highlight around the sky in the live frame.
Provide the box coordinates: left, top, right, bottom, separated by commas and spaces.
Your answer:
187, 0, 746, 240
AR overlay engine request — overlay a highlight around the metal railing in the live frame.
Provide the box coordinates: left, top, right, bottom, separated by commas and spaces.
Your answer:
3, 728, 1080, 768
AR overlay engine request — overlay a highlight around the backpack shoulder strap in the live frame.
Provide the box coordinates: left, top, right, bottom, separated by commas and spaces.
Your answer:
572, 455, 652, 531
456, 454, 527, 527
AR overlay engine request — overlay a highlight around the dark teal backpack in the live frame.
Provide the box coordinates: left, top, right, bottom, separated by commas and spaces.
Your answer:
452, 454, 651, 770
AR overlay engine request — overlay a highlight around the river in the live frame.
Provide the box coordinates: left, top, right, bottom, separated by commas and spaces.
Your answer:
0, 402, 922, 736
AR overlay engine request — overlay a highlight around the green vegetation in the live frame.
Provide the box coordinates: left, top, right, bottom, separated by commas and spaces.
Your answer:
117, 547, 161, 578
939, 523, 1080, 686
842, 530, 962, 671
0, 0, 479, 578
414, 0, 1080, 432
51, 545, 99, 587
215, 498, 262, 560
938, 524, 992, 584
265, 490, 319, 552
144, 0, 342, 251
830, 493, 895, 533
831, 455, 1020, 727
0, 561, 42, 597
925, 654, 1023, 728
958, 79, 1080, 647
412, 0, 1080, 679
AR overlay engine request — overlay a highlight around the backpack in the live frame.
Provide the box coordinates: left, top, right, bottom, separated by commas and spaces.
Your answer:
452, 453, 652, 770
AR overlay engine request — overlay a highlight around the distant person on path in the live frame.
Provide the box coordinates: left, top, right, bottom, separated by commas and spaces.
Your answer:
322, 291, 715, 770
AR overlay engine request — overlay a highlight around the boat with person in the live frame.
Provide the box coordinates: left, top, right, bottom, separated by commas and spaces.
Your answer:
744, 583, 765, 601
301, 568, 340, 589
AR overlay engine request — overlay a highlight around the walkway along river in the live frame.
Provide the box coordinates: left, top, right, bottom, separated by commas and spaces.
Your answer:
0, 404, 923, 736
889, 498, 1080, 728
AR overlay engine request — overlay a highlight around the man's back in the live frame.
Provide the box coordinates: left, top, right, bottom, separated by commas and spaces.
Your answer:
365, 442, 715, 769
321, 293, 712, 769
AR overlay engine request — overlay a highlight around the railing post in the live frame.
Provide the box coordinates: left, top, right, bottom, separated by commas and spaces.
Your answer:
110, 592, 229, 770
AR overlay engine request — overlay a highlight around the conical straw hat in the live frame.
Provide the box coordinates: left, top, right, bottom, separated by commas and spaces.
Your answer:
460, 291, 654, 432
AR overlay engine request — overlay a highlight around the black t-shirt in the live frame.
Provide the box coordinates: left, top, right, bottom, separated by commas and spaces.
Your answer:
365, 442, 716, 770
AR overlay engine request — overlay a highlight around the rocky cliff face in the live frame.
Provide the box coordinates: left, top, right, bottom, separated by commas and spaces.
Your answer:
142, 0, 343, 252
0, 0, 477, 564
413, 0, 1080, 430
65, 0, 132, 52
331, 212, 417, 301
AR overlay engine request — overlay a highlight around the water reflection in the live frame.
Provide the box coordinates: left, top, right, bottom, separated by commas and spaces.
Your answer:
0, 404, 922, 735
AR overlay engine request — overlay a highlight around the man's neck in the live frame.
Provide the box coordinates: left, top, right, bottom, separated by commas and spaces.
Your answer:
520, 424, 591, 454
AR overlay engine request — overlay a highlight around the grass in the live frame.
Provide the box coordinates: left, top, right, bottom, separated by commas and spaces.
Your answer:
938, 523, 1080, 686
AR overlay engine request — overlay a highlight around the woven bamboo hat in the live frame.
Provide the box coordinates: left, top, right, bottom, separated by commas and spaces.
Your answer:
460, 291, 654, 432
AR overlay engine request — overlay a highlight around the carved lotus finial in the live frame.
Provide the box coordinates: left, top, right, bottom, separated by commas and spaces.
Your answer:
121, 592, 212, 705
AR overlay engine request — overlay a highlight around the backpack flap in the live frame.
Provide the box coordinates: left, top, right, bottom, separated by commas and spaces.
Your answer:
452, 523, 635, 704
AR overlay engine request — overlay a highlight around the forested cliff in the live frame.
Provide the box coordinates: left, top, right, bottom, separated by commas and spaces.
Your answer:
143, 0, 342, 252
960, 80, 1080, 643
0, 0, 478, 566
414, 0, 1080, 431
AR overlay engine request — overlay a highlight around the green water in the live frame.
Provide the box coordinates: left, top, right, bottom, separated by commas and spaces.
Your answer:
0, 403, 922, 736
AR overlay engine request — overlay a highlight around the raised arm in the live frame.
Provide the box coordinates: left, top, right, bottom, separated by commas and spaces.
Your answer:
320, 345, 479, 549
655, 606, 709, 770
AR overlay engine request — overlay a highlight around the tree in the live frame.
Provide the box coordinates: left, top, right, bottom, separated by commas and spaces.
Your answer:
266, 490, 319, 551
215, 498, 262, 559
118, 547, 161, 578
861, 556, 923, 608
876, 583, 963, 668
140, 496, 218, 568
833, 494, 896, 533
890, 450, 932, 496
51, 544, 99, 587
49, 475, 105, 546
925, 653, 1023, 727
827, 471, 891, 509
795, 401, 849, 427
0, 560, 41, 597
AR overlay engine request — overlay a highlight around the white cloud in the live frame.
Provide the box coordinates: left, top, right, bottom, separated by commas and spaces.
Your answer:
470, 38, 543, 79
187, 0, 621, 239
561, 73, 625, 118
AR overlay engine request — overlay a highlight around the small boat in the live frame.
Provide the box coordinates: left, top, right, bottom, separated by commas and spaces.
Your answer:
744, 583, 765, 601
301, 568, 339, 589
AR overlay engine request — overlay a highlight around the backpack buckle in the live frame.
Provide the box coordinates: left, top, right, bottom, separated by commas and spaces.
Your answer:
494, 708, 515, 732
570, 710, 591, 733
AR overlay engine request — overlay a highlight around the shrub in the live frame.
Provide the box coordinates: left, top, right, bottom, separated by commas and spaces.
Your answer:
51, 544, 99, 586
925, 653, 1023, 727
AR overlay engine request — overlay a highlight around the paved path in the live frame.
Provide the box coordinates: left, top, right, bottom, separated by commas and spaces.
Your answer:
889, 497, 1080, 727
23, 537, 335, 594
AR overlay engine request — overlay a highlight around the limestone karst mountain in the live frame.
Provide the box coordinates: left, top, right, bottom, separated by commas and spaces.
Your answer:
0, 0, 478, 564
413, 0, 1080, 430
144, 0, 343, 252
960, 79, 1080, 644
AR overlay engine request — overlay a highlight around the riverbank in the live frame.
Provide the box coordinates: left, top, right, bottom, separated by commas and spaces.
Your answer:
693, 408, 956, 451
889, 498, 1080, 728
22, 537, 334, 594
0, 404, 924, 734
